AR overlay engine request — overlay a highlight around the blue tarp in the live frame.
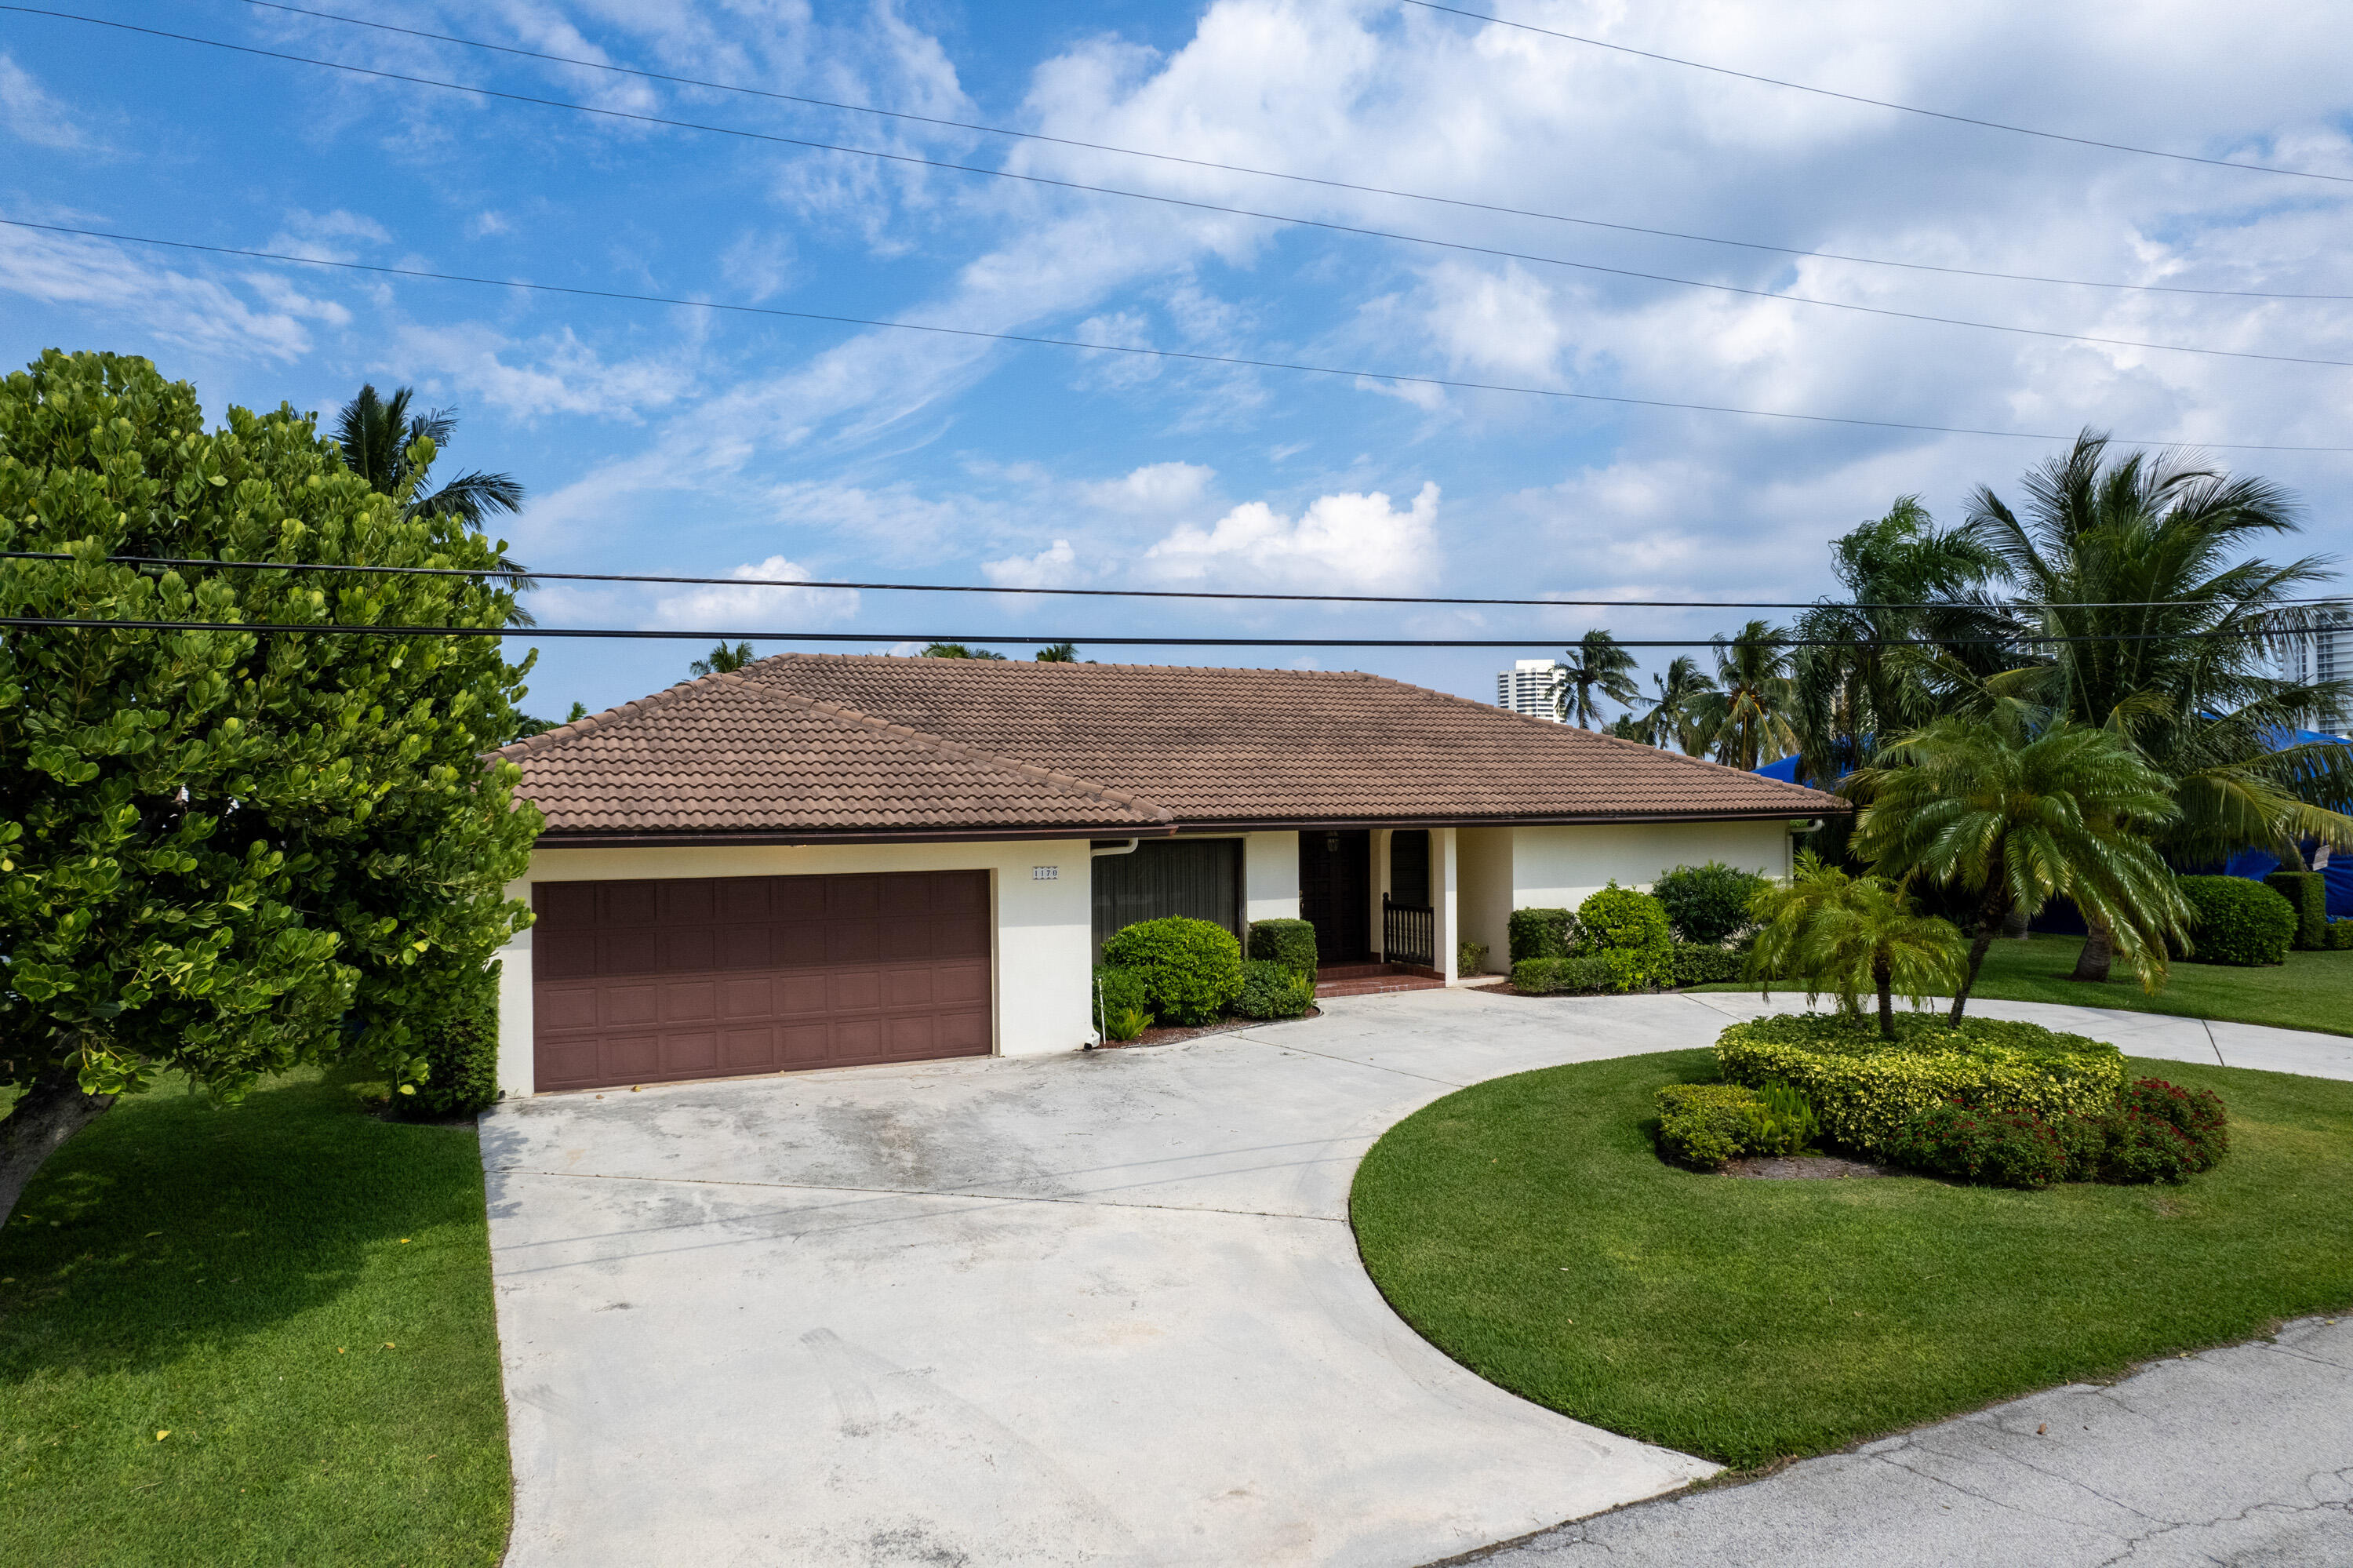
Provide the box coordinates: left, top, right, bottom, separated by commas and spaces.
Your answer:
1757, 727, 2353, 917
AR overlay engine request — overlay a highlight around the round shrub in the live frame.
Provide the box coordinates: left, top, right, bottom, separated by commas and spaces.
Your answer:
1507, 907, 1577, 962
2177, 875, 2296, 966
1091, 965, 1151, 1034
1234, 959, 1316, 1020
1246, 917, 1318, 977
1100, 916, 1245, 1026
2108, 1077, 2228, 1177
1653, 861, 1769, 946
1576, 882, 1675, 992
1654, 1083, 1761, 1169
1670, 940, 1744, 988
1715, 1012, 2125, 1156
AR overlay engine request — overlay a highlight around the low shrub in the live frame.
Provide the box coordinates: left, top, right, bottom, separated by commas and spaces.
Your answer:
1103, 1006, 1153, 1042
1458, 939, 1489, 977
2263, 871, 2330, 951
1507, 907, 1577, 962
1511, 955, 1615, 995
2331, 919, 2353, 951
2111, 1077, 2228, 1174
1670, 941, 1745, 988
2178, 875, 2296, 966
1234, 959, 1317, 1020
1247, 917, 1319, 977
1715, 1012, 2126, 1156
1577, 882, 1675, 992
1885, 1101, 2071, 1189
1655, 1081, 1820, 1167
1092, 965, 1151, 1035
1654, 861, 1769, 947
402, 962, 500, 1118
1101, 916, 1246, 1026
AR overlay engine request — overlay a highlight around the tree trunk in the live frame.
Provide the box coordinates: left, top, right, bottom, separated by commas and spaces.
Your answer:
0, 1072, 115, 1228
1949, 884, 2012, 1025
2069, 913, 2115, 983
1874, 956, 1895, 1039
2000, 905, 2030, 940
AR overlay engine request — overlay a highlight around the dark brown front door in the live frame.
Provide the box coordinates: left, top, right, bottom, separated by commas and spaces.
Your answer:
1298, 829, 1371, 964
531, 871, 991, 1093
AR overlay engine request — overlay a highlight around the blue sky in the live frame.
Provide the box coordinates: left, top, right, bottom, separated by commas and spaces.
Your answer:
4, 0, 2350, 722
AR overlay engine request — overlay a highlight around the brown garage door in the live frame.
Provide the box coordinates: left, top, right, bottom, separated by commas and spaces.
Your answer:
532, 871, 991, 1093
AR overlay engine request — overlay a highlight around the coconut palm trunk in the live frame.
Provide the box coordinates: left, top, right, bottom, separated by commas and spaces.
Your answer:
2069, 912, 2117, 982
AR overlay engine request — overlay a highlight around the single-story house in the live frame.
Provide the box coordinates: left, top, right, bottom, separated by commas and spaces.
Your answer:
491, 654, 1845, 1096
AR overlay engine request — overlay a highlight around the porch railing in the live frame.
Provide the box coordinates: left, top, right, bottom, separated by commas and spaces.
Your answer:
1381, 895, 1435, 969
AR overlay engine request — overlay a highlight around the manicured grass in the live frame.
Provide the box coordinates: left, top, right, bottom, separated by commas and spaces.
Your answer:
1696, 935, 2353, 1039
1351, 1049, 2353, 1468
0, 1069, 510, 1566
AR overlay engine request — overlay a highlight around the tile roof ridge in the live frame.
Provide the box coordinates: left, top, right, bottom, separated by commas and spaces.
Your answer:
493, 671, 724, 759
720, 674, 1177, 822
1380, 675, 1846, 806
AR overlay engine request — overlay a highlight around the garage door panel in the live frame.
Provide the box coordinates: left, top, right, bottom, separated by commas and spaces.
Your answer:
534, 870, 994, 1093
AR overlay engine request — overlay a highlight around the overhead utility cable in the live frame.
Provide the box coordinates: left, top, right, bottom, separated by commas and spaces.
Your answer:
15, 10, 2348, 372
7, 551, 2346, 615
225, 0, 2351, 304
1401, 0, 2353, 187
0, 615, 2329, 649
11, 220, 2348, 456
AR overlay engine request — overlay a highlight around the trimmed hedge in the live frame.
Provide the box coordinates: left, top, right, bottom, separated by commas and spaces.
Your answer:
1655, 1081, 1818, 1168
402, 962, 500, 1117
1670, 941, 1745, 988
2264, 871, 2329, 951
1714, 1012, 2126, 1157
1885, 1077, 2230, 1188
1247, 917, 1319, 977
1653, 861, 1769, 947
1507, 907, 1577, 962
1091, 965, 1151, 1034
2179, 875, 2297, 966
1885, 1103, 2070, 1189
1577, 882, 1675, 992
1512, 955, 1614, 995
1235, 959, 1317, 1020
2332, 919, 2353, 951
1101, 916, 1245, 1025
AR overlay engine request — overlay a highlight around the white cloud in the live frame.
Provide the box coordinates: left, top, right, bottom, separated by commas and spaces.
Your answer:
467, 211, 512, 239
983, 537, 1079, 589
1078, 460, 1217, 515
646, 556, 859, 631
1143, 481, 1442, 591
0, 53, 99, 151
387, 324, 696, 420
263, 209, 392, 264
0, 225, 315, 359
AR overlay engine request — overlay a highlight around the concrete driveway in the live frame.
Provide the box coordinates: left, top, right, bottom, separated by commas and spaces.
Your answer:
478, 986, 2353, 1568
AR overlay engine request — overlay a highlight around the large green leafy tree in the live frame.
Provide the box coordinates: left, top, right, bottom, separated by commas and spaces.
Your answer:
1555, 628, 1642, 729
1965, 430, 2353, 977
1849, 715, 2188, 1020
0, 351, 541, 1221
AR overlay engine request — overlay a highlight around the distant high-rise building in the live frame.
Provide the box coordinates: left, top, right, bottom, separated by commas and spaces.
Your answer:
2279, 604, 2353, 736
1498, 659, 1565, 722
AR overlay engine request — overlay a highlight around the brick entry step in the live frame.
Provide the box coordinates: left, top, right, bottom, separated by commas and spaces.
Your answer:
1314, 962, 1448, 999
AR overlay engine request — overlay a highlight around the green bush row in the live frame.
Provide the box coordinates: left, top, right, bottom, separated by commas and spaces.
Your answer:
2262, 871, 2330, 951
2333, 919, 2353, 951
2178, 875, 2297, 966
1886, 1078, 2228, 1189
1654, 1081, 1818, 1168
1714, 1013, 2126, 1156
1511, 955, 1615, 994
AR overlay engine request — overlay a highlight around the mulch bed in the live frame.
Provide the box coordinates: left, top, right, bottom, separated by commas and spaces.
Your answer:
1095, 1009, 1323, 1050
1721, 1154, 1897, 1181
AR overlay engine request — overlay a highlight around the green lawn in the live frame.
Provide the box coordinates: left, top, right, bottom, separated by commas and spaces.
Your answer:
1351, 1049, 2353, 1469
0, 1069, 510, 1566
1697, 935, 2353, 1039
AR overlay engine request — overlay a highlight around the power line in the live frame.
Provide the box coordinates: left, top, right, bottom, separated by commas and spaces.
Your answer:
1401, 0, 2353, 187
16, 9, 2350, 373
0, 615, 2329, 649
225, 0, 2353, 304
12, 219, 2351, 456
5, 551, 2346, 615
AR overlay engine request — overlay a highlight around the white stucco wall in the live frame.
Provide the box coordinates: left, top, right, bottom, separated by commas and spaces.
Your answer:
494, 837, 1095, 1097
1457, 826, 1513, 974
1242, 831, 1302, 925
1508, 820, 1795, 912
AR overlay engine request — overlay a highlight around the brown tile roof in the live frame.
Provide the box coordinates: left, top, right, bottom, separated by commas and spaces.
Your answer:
504, 653, 1843, 842
497, 671, 1172, 838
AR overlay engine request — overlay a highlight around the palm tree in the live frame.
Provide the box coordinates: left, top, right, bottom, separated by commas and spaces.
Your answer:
1747, 852, 1966, 1038
1642, 655, 1715, 755
1034, 642, 1079, 662
334, 384, 534, 624
1555, 628, 1642, 729
1849, 715, 2189, 1020
1691, 620, 1798, 770
690, 642, 754, 676
1965, 430, 2353, 977
1790, 497, 2007, 787
921, 642, 1009, 660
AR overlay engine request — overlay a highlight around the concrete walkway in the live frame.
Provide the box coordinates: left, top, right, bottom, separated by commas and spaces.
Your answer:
478, 987, 2353, 1567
